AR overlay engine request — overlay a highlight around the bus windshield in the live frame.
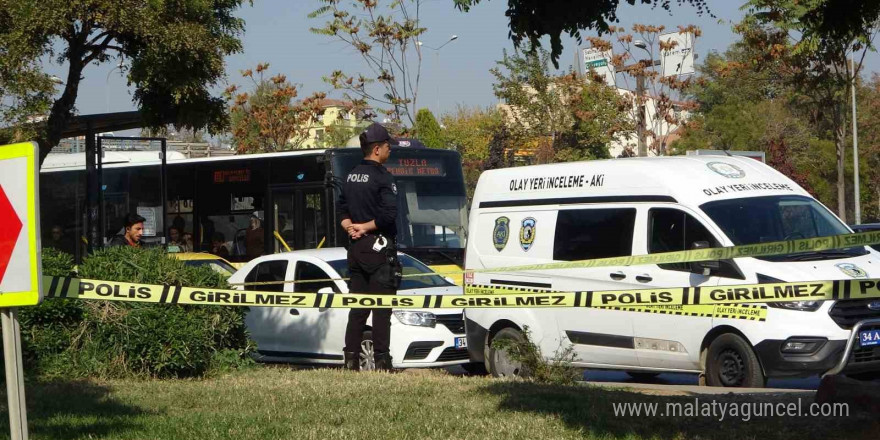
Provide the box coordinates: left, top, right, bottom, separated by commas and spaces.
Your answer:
330, 148, 468, 251
700, 195, 867, 261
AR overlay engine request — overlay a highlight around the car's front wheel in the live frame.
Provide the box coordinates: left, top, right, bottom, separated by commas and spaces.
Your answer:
704, 333, 765, 388
360, 330, 375, 371
487, 327, 529, 379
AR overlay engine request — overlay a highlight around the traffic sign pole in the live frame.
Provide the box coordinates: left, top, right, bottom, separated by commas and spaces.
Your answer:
2, 307, 28, 440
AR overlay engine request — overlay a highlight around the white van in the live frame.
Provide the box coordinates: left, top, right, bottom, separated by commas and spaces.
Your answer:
464, 156, 880, 387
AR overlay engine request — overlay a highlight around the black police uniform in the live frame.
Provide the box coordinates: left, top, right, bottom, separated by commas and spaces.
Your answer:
337, 156, 401, 370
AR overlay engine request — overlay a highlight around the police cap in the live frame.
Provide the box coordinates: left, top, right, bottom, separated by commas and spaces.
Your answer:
359, 123, 399, 148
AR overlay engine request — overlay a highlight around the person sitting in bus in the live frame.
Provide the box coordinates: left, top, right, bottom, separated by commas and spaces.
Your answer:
246, 213, 264, 259
168, 226, 183, 249
182, 232, 195, 253
211, 232, 231, 258
45, 224, 74, 254
108, 214, 147, 248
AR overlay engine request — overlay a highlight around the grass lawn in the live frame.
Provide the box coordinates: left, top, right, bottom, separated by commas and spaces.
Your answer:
1, 367, 877, 440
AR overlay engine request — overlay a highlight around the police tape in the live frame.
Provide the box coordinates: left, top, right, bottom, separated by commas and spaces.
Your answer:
43, 276, 880, 318
228, 230, 880, 287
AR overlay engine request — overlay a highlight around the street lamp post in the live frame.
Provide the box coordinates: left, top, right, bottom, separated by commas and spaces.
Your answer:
622, 40, 656, 157
105, 60, 125, 113
419, 35, 458, 115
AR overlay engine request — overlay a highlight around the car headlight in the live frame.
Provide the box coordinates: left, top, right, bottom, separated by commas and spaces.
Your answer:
767, 300, 823, 312
393, 311, 436, 327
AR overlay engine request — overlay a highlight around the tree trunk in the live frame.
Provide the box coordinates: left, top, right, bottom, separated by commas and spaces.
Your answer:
835, 108, 847, 223
38, 43, 86, 167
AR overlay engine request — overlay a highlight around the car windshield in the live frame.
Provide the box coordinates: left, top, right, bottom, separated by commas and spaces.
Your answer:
327, 254, 454, 290
184, 259, 236, 276
700, 195, 868, 262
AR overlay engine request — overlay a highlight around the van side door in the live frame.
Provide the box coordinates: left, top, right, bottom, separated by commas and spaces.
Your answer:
631, 206, 745, 371
546, 206, 645, 368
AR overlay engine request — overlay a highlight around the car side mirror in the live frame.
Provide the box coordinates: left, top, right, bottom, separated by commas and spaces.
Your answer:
690, 241, 720, 276
317, 287, 334, 294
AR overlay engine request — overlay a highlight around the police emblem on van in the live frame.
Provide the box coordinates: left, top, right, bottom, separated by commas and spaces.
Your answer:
493, 217, 510, 251
520, 217, 536, 251
835, 263, 868, 279
707, 162, 746, 179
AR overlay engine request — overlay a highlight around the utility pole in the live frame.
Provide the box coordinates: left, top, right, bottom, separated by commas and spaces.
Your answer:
636, 74, 647, 157
851, 55, 861, 225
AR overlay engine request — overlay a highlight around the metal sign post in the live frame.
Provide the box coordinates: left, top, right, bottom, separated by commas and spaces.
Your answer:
0, 141, 43, 440
2, 308, 28, 440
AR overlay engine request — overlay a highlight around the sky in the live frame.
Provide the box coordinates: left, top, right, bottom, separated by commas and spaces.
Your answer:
46, 0, 880, 127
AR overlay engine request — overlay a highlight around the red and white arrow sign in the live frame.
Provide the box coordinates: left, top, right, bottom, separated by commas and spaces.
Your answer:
0, 184, 23, 282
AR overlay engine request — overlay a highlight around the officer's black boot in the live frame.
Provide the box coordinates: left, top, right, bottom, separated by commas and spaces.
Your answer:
374, 352, 393, 372
343, 351, 360, 371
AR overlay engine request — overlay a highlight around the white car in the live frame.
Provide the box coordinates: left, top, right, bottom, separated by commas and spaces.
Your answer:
229, 248, 473, 370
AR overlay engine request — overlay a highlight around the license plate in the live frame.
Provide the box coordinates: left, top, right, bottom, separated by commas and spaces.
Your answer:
859, 329, 880, 347
455, 337, 468, 349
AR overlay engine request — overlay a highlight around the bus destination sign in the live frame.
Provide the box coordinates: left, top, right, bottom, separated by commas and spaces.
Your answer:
386, 158, 446, 177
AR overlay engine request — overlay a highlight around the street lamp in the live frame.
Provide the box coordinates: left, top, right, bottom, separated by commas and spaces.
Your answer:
631, 40, 652, 157
418, 35, 459, 114
105, 59, 125, 113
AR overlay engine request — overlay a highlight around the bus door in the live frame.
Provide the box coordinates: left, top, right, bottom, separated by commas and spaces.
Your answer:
270, 184, 328, 252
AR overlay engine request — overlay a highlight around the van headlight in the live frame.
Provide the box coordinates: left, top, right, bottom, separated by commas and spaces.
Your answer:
393, 311, 436, 327
767, 300, 823, 312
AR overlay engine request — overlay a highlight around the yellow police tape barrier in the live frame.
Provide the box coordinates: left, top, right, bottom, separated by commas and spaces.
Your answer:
229, 230, 880, 287
43, 276, 880, 322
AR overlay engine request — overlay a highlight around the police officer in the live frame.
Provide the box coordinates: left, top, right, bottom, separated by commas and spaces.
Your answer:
338, 123, 401, 372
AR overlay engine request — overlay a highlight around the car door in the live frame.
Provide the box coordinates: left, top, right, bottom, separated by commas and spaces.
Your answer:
631, 206, 745, 370
289, 259, 348, 359
242, 259, 293, 354
547, 206, 644, 368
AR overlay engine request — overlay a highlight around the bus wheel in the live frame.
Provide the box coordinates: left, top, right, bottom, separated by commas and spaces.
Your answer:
487, 327, 529, 379
705, 333, 765, 388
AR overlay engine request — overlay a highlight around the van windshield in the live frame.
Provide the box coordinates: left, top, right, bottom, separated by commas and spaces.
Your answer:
700, 195, 867, 262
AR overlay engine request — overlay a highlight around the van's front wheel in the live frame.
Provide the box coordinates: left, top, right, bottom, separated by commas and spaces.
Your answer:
704, 333, 765, 388
488, 327, 528, 379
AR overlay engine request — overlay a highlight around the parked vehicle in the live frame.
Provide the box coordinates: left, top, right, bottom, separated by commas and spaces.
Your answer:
850, 223, 880, 252
464, 156, 880, 387
229, 248, 473, 370
172, 252, 237, 276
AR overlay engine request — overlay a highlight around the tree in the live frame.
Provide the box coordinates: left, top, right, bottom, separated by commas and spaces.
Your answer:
586, 24, 700, 156
453, 0, 710, 66
491, 47, 632, 162
737, 0, 880, 222
855, 74, 880, 221
0, 0, 248, 165
224, 64, 326, 153
310, 0, 426, 126
440, 106, 504, 197
413, 108, 444, 148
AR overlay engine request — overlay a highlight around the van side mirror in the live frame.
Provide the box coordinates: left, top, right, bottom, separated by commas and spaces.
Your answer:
690, 241, 720, 276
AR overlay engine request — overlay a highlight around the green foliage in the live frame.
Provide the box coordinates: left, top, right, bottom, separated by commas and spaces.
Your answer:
20, 247, 251, 379
491, 326, 580, 386
413, 109, 445, 149
440, 106, 505, 197
0, 0, 248, 164
454, 0, 711, 66
492, 47, 632, 163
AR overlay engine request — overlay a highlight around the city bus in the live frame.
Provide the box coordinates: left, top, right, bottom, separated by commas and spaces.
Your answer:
39, 146, 468, 274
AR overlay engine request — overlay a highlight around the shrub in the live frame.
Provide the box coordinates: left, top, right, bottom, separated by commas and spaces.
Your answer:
20, 247, 252, 379
491, 326, 581, 386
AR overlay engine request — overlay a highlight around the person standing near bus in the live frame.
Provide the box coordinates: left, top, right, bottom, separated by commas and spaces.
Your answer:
338, 123, 401, 372
108, 214, 147, 248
